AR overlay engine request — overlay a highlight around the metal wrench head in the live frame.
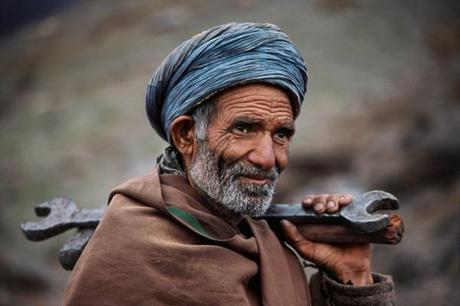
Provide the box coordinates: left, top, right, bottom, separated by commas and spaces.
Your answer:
20, 198, 77, 241
340, 190, 399, 233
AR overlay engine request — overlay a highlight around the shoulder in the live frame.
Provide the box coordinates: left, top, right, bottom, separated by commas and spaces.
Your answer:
64, 192, 201, 305
96, 192, 201, 251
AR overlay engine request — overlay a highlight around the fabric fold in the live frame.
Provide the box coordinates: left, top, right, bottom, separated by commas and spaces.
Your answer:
64, 168, 310, 305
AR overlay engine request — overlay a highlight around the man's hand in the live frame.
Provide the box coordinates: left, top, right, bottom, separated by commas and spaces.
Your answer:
281, 194, 373, 286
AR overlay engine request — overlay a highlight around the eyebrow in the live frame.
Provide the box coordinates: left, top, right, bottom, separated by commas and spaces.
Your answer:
231, 116, 262, 125
278, 123, 296, 139
278, 121, 295, 131
231, 116, 295, 132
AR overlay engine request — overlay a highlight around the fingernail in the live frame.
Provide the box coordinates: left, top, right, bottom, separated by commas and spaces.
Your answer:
314, 203, 324, 211
326, 201, 335, 209
339, 196, 345, 200
305, 198, 312, 203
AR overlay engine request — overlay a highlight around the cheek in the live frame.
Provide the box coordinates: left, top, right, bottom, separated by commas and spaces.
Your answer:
274, 145, 289, 171
213, 137, 253, 163
207, 130, 253, 163
210, 134, 290, 170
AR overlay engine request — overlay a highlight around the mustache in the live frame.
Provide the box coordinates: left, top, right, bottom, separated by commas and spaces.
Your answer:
218, 160, 280, 182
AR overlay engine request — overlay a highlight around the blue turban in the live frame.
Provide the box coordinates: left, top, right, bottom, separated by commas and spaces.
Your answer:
146, 22, 308, 142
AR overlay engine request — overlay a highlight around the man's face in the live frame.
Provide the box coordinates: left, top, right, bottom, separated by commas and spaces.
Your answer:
189, 83, 295, 217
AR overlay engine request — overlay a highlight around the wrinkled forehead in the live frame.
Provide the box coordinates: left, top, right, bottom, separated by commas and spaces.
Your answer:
213, 83, 294, 124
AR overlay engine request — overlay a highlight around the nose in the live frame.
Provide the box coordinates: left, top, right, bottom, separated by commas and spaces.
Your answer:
247, 134, 276, 171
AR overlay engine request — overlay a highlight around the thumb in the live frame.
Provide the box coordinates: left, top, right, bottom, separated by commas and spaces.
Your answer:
281, 220, 320, 264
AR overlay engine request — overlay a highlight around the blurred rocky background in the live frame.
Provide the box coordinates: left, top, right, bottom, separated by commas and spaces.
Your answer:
1, 0, 458, 305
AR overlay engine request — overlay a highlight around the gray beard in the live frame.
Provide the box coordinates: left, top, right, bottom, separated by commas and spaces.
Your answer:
189, 140, 280, 218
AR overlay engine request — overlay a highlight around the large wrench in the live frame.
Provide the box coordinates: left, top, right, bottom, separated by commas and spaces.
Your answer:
21, 190, 403, 270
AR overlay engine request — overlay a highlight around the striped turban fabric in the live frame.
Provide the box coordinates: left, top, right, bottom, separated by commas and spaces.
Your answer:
146, 22, 308, 142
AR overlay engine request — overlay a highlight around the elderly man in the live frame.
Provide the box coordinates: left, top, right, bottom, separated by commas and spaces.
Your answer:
64, 23, 395, 305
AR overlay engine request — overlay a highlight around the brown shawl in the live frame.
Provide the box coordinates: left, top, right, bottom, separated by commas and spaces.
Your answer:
63, 169, 311, 305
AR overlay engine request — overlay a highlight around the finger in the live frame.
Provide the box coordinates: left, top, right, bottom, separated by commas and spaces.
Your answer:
302, 194, 316, 207
281, 220, 318, 261
312, 194, 329, 214
338, 194, 353, 206
325, 195, 340, 213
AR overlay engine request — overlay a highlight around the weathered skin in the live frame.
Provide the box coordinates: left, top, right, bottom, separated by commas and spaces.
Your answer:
205, 84, 294, 173
170, 83, 373, 286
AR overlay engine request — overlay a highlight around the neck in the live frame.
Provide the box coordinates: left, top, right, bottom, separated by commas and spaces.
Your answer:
187, 170, 245, 227
157, 146, 245, 227
204, 199, 245, 227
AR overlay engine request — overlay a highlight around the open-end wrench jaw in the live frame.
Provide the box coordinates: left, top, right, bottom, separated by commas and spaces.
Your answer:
21, 198, 105, 270
340, 190, 399, 234
20, 198, 104, 241
260, 190, 399, 234
20, 198, 78, 241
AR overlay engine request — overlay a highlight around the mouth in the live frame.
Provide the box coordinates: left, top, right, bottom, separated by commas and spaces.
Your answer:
239, 175, 272, 185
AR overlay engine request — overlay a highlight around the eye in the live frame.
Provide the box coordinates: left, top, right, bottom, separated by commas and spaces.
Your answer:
234, 125, 249, 134
232, 122, 254, 135
273, 128, 292, 143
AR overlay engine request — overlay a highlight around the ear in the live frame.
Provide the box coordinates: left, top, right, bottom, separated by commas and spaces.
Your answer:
170, 115, 196, 158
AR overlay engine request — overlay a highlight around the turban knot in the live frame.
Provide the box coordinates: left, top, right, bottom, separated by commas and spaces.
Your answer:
146, 22, 308, 142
